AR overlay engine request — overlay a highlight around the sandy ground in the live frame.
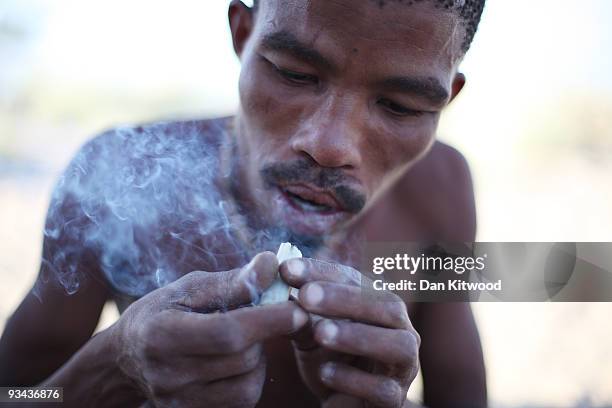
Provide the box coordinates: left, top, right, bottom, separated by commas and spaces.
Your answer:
1, 170, 611, 407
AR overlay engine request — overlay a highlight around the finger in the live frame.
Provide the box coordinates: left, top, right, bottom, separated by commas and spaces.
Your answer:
182, 343, 264, 381
287, 312, 319, 351
319, 362, 405, 408
168, 251, 279, 311
314, 319, 419, 369
299, 281, 411, 330
280, 258, 364, 288
142, 344, 265, 397
222, 302, 309, 351
156, 302, 308, 355
195, 358, 266, 408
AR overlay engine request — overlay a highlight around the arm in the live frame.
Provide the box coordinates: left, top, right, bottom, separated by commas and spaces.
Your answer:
0, 268, 110, 387
36, 325, 143, 407
413, 303, 487, 408
0, 132, 144, 404
0, 230, 144, 406
0, 183, 144, 405
0, 168, 115, 386
399, 142, 486, 407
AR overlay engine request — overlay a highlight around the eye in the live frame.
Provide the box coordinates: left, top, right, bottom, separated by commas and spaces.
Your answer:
377, 98, 424, 118
268, 61, 318, 85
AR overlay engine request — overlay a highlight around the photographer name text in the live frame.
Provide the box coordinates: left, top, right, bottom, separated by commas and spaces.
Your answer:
373, 279, 502, 292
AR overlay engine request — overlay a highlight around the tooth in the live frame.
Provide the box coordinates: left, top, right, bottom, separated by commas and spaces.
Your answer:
296, 196, 327, 212
258, 243, 302, 305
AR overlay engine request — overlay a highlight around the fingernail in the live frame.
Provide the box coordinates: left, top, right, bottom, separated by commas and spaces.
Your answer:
304, 283, 324, 306
320, 362, 336, 382
244, 252, 274, 282
293, 308, 309, 329
244, 256, 255, 270
287, 259, 305, 278
319, 320, 338, 345
241, 260, 256, 282
244, 256, 258, 275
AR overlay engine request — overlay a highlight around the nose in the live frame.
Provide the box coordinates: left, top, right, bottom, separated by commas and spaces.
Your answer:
290, 93, 363, 169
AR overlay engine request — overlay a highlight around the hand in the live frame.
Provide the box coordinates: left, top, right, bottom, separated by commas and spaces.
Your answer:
280, 258, 420, 408
110, 252, 309, 408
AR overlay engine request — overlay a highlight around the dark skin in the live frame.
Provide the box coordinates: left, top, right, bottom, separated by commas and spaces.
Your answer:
0, 1, 486, 407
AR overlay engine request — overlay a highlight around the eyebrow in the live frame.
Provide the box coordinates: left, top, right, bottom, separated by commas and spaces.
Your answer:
261, 30, 336, 71
262, 30, 450, 106
378, 76, 450, 106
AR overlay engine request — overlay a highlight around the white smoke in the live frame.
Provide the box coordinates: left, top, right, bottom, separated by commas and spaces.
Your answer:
40, 120, 263, 298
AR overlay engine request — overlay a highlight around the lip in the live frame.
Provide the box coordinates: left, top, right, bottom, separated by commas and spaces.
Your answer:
281, 183, 344, 211
272, 186, 351, 236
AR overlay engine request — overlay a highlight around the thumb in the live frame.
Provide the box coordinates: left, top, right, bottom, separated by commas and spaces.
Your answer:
168, 251, 279, 312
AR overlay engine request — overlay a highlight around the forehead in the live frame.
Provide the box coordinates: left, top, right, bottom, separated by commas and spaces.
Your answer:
254, 0, 464, 79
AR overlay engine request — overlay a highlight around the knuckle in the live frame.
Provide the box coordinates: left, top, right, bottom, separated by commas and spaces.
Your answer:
222, 268, 236, 294
143, 370, 173, 399
174, 270, 205, 292
399, 331, 419, 363
211, 316, 246, 353
234, 374, 264, 407
332, 262, 361, 285
226, 345, 263, 376
224, 329, 248, 353
412, 328, 422, 348
169, 271, 208, 306
375, 378, 402, 407
386, 301, 410, 329
239, 345, 263, 372
141, 339, 159, 359
242, 383, 262, 407
346, 266, 363, 285
333, 262, 361, 285
139, 321, 163, 358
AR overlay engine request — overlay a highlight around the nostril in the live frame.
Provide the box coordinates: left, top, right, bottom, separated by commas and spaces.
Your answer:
291, 132, 362, 169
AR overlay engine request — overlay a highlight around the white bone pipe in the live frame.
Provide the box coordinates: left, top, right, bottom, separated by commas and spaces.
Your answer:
258, 243, 302, 305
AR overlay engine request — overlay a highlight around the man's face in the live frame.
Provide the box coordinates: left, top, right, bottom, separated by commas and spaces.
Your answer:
229, 0, 465, 239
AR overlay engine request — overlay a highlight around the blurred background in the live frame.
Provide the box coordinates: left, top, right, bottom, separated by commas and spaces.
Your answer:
1, 0, 611, 406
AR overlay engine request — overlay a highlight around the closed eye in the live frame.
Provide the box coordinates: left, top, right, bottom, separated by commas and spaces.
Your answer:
277, 67, 318, 85
377, 98, 424, 118
265, 58, 319, 86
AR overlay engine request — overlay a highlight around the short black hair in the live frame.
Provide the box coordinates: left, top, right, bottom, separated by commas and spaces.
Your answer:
250, 0, 485, 53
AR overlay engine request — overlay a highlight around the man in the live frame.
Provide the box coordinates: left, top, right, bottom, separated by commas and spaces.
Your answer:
0, 0, 487, 406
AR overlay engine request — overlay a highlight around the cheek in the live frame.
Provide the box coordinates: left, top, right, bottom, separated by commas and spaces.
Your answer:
363, 119, 437, 189
390, 121, 438, 165
239, 64, 277, 122
238, 60, 306, 142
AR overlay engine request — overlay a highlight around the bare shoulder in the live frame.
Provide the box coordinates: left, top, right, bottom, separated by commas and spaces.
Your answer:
45, 117, 239, 298
387, 141, 476, 242
78, 117, 228, 162
32, 116, 231, 300
408, 141, 473, 186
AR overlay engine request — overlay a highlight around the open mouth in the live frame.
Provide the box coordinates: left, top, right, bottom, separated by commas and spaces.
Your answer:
279, 185, 342, 215
283, 189, 335, 213
272, 185, 350, 236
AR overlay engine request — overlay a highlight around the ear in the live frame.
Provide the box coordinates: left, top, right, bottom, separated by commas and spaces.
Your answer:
449, 72, 466, 104
228, 0, 255, 58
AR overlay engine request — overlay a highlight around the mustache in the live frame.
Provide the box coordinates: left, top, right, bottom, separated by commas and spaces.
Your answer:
260, 159, 366, 213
